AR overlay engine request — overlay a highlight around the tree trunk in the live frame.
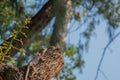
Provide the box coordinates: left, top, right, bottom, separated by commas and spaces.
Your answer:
0, 47, 64, 80
49, 0, 72, 80
50, 0, 72, 50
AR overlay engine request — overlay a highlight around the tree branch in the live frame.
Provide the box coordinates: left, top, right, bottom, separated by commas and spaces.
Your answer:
99, 69, 109, 80
94, 31, 120, 80
8, 0, 53, 57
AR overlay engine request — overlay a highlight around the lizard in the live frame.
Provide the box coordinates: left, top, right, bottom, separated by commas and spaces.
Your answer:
25, 48, 47, 80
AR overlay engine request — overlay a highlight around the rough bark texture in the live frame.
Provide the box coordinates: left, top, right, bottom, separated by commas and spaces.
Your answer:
0, 47, 64, 80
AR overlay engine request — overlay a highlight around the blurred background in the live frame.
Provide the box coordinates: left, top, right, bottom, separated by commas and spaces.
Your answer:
0, 0, 120, 80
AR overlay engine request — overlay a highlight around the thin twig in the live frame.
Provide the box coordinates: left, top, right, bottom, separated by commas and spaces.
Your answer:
94, 31, 120, 80
100, 69, 110, 80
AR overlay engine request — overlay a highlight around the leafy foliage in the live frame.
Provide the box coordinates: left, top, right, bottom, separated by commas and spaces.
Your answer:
0, 18, 31, 63
0, 0, 27, 41
60, 63, 76, 80
66, 44, 78, 57
0, 0, 15, 40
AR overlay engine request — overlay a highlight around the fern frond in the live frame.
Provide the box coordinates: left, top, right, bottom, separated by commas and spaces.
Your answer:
0, 18, 31, 63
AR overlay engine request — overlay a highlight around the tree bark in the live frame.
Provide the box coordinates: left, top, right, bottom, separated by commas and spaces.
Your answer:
0, 47, 64, 80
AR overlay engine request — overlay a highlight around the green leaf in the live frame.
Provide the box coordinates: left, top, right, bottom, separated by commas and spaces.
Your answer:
10, 59, 16, 64
66, 44, 78, 57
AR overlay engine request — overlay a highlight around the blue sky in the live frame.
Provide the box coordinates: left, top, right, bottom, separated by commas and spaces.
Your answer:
68, 15, 120, 80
